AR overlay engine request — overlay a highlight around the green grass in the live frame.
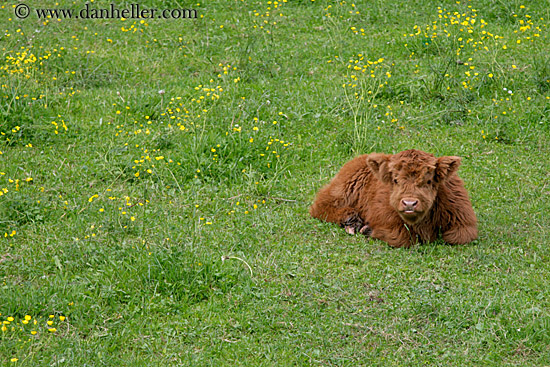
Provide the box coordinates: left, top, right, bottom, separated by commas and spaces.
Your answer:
1, 0, 550, 365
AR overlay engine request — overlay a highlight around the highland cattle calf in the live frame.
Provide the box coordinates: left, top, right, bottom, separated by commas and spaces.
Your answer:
310, 149, 477, 248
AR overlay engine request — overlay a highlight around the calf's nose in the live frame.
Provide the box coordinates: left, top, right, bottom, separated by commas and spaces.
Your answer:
402, 199, 418, 209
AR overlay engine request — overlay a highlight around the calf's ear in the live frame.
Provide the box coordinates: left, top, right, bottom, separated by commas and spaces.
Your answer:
435, 156, 461, 182
367, 153, 392, 183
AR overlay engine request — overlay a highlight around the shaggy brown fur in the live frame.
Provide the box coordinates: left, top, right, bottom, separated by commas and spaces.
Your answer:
310, 149, 478, 248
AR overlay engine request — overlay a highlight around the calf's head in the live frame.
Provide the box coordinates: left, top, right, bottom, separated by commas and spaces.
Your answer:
367, 149, 461, 225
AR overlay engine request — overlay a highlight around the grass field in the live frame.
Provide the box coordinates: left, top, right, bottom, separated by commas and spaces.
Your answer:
1, 0, 550, 365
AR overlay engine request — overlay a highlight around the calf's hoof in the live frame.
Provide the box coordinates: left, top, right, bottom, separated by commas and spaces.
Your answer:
342, 214, 363, 235
359, 224, 372, 237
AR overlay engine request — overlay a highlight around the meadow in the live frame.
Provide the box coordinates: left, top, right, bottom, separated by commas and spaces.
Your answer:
1, 0, 549, 365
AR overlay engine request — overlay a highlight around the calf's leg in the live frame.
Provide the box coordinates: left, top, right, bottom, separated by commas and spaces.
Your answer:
369, 225, 415, 248
310, 185, 363, 233
442, 225, 477, 245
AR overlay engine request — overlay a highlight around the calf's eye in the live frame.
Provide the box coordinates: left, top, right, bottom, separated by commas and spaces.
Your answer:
427, 180, 432, 185
393, 179, 398, 184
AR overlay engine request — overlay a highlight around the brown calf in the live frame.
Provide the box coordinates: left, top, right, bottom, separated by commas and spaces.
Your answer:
310, 149, 478, 248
